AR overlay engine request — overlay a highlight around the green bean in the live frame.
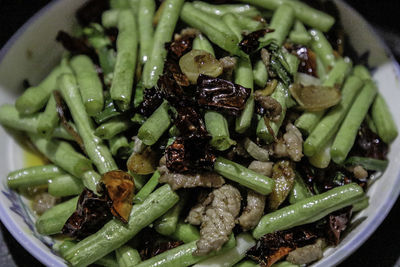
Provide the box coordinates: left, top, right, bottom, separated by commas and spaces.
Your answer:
133, 171, 160, 204
256, 82, 287, 143
309, 29, 336, 70
309, 137, 333, 169
222, 13, 243, 41
289, 20, 311, 45
235, 14, 265, 32
295, 58, 352, 135
132, 173, 147, 191
194, 233, 256, 267
138, 0, 156, 64
59, 73, 117, 174
36, 196, 79, 235
331, 81, 377, 163
169, 125, 181, 137
214, 157, 274, 195
155, 193, 186, 236
0, 104, 39, 133
345, 156, 388, 172
116, 246, 142, 267
353, 65, 371, 81
235, 56, 255, 134
28, 133, 93, 177
180, 3, 241, 56
37, 95, 59, 137
365, 114, 378, 134
138, 101, 171, 146
102, 9, 120, 28
171, 223, 200, 243
234, 260, 259, 267
352, 196, 369, 212
134, 234, 236, 267
192, 1, 260, 17
95, 116, 133, 140
52, 126, 74, 141
205, 111, 236, 151
303, 76, 363, 157
272, 262, 299, 267
372, 94, 398, 143
259, 4, 295, 47
288, 173, 312, 204
82, 170, 102, 194
252, 183, 365, 239
142, 0, 185, 88
94, 93, 122, 124
253, 60, 268, 88
7, 165, 64, 189
48, 174, 84, 197
110, 10, 138, 111
15, 62, 72, 115
109, 134, 131, 157
238, 0, 335, 32
63, 184, 179, 266
192, 34, 215, 56
70, 55, 104, 116
283, 50, 300, 75
316, 55, 327, 79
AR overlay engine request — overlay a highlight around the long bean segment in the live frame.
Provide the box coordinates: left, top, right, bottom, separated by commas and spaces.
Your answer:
59, 73, 117, 174
171, 223, 201, 243
0, 104, 40, 133
192, 1, 260, 17
37, 94, 59, 137
155, 193, 186, 235
192, 34, 215, 56
48, 174, 84, 197
372, 94, 398, 143
309, 138, 333, 169
309, 29, 336, 70
288, 173, 312, 204
7, 165, 64, 189
28, 133, 93, 177
116, 246, 142, 267
36, 196, 79, 235
214, 157, 274, 195
133, 171, 160, 204
238, 0, 335, 32
253, 183, 365, 239
289, 20, 311, 45
142, 0, 185, 88
95, 116, 133, 140
303, 76, 363, 157
110, 10, 138, 111
70, 55, 104, 116
138, 0, 155, 64
205, 111, 236, 151
138, 101, 171, 146
253, 60, 268, 88
109, 134, 131, 156
331, 81, 377, 163
63, 184, 179, 267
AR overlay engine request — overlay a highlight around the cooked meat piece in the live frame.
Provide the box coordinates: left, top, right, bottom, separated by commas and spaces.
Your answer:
158, 165, 225, 190
248, 161, 274, 177
254, 94, 282, 122
186, 203, 205, 225
238, 189, 266, 231
273, 140, 288, 158
286, 239, 325, 265
174, 27, 200, 41
353, 165, 368, 179
219, 56, 237, 81
283, 123, 303, 162
192, 185, 242, 255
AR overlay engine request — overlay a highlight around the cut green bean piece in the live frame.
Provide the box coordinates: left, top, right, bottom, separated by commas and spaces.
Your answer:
352, 196, 369, 212
309, 29, 336, 70
303, 76, 363, 157
28, 133, 93, 177
0, 104, 39, 133
36, 196, 79, 235
214, 157, 274, 195
63, 184, 179, 267
15, 63, 72, 115
192, 1, 260, 17
365, 114, 378, 134
353, 65, 371, 81
235, 56, 254, 134
372, 94, 398, 143
253, 60, 268, 88
259, 4, 295, 47
256, 83, 287, 143
109, 134, 131, 157
70, 55, 104, 116
171, 222, 200, 243
111, 10, 138, 111
82, 170, 102, 194
222, 13, 243, 41
133, 171, 160, 204
253, 183, 365, 239
155, 192, 187, 236
138, 0, 156, 64
194, 233, 256, 267
289, 20, 311, 45
132, 173, 147, 191
59, 73, 117, 174
116, 246, 142, 267
236, 14, 265, 32
48, 174, 84, 197
331, 81, 377, 163
238, 0, 335, 32
95, 116, 132, 140
142, 0, 185, 88
111, 0, 130, 9
138, 101, 171, 146
344, 156, 388, 172
192, 34, 215, 56
37, 94, 59, 137
205, 111, 236, 151
234, 260, 259, 267
102, 9, 120, 28
288, 173, 312, 204
309, 137, 333, 169
7, 165, 64, 189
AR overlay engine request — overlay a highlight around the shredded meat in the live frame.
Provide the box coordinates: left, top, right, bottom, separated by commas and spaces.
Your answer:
219, 56, 237, 81
238, 189, 266, 231
248, 161, 273, 177
186, 203, 205, 225
158, 165, 225, 190
353, 165, 368, 179
254, 93, 282, 122
274, 123, 303, 162
286, 239, 325, 265
189, 185, 242, 255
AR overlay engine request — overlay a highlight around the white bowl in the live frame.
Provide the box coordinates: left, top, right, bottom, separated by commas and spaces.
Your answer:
0, 1, 399, 266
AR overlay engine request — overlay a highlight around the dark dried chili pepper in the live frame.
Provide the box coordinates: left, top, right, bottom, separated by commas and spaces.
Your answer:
196, 74, 251, 116
239, 29, 274, 54
294, 46, 318, 77
56, 31, 98, 64
350, 122, 388, 160
137, 87, 164, 117
325, 206, 352, 246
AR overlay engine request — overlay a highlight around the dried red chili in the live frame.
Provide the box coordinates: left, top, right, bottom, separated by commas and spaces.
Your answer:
239, 29, 274, 54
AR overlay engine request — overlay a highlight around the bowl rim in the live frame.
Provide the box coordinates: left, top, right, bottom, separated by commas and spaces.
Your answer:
0, 1, 400, 267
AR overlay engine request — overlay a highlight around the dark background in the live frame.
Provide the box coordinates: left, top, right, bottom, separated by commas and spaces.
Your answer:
0, 1, 399, 266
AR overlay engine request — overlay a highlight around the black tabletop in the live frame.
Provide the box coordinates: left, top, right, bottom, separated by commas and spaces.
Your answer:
1, 1, 400, 266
